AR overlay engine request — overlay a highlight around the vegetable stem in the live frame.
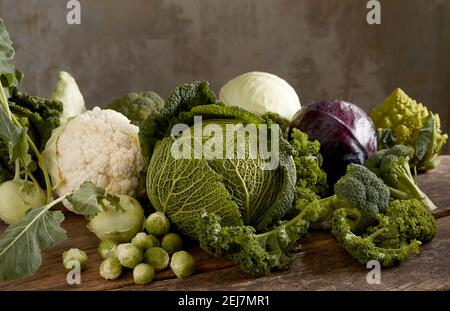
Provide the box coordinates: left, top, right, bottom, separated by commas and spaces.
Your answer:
27, 136, 53, 202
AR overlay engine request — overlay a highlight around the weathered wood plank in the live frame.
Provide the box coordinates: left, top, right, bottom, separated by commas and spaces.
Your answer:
0, 156, 449, 290
418, 156, 450, 218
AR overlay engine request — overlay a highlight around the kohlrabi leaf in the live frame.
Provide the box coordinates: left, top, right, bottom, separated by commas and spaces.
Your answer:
139, 81, 217, 166
0, 105, 31, 165
0, 18, 22, 97
0, 206, 67, 280
67, 181, 106, 216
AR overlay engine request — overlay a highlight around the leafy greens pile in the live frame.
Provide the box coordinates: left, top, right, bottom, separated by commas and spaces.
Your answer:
141, 82, 438, 276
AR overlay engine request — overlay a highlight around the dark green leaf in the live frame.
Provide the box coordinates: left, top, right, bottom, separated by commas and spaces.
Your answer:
377, 128, 398, 150
0, 18, 22, 93
0, 104, 30, 164
0, 207, 67, 280
414, 114, 436, 163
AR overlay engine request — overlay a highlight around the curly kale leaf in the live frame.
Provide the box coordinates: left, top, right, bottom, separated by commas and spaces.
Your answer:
289, 128, 328, 212
198, 206, 318, 276
332, 207, 421, 267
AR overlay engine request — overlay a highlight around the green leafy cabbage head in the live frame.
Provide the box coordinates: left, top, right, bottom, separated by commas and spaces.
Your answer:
144, 82, 296, 239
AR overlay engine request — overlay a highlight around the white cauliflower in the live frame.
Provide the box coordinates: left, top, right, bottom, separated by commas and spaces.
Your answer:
43, 107, 144, 211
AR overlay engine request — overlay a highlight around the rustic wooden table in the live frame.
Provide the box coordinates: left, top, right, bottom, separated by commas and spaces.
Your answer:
1, 157, 450, 291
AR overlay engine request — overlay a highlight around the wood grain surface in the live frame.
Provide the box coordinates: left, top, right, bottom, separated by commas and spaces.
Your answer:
1, 157, 450, 291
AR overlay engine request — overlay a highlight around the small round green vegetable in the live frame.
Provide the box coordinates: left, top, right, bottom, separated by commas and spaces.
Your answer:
143, 247, 169, 271
145, 212, 170, 236
100, 257, 122, 280
62, 248, 88, 271
148, 234, 160, 247
161, 233, 182, 254
97, 240, 118, 259
131, 232, 154, 250
133, 263, 155, 285
170, 251, 195, 279
116, 243, 143, 269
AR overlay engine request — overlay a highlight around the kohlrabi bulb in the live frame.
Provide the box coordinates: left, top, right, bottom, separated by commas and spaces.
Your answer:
97, 240, 118, 259
116, 243, 143, 269
131, 232, 155, 250
99, 257, 122, 280
87, 195, 145, 243
0, 180, 46, 225
62, 248, 88, 271
133, 263, 155, 285
161, 233, 183, 254
143, 247, 169, 271
145, 212, 170, 236
170, 251, 195, 279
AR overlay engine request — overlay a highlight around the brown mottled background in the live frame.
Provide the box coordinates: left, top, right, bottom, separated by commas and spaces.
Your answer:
0, 0, 449, 151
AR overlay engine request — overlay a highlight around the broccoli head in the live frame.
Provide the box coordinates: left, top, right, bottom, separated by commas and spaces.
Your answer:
365, 145, 438, 211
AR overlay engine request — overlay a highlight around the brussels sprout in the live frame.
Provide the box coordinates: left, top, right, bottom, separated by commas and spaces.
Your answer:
131, 232, 155, 250
170, 251, 195, 279
143, 247, 169, 271
100, 257, 122, 280
161, 233, 182, 254
148, 234, 160, 247
133, 263, 155, 285
116, 243, 143, 269
62, 248, 88, 271
87, 195, 145, 243
145, 212, 170, 236
97, 240, 118, 259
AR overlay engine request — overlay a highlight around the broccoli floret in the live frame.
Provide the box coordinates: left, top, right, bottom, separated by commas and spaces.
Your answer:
332, 164, 390, 232
332, 208, 421, 267
365, 145, 438, 211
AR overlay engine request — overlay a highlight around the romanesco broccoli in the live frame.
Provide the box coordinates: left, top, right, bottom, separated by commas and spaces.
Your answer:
370, 88, 447, 171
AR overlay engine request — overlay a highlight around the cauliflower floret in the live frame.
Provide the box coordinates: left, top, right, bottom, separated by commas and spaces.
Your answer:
43, 107, 144, 211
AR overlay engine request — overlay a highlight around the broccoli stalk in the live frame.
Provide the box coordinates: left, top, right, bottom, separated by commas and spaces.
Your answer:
365, 145, 438, 211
